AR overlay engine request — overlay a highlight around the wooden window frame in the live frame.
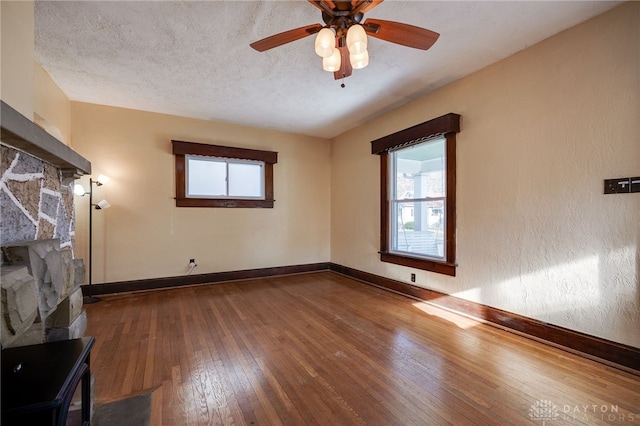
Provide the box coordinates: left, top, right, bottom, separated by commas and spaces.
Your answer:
371, 113, 460, 276
172, 140, 277, 208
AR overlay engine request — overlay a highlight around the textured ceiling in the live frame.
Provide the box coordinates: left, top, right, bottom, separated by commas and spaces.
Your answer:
34, 1, 622, 139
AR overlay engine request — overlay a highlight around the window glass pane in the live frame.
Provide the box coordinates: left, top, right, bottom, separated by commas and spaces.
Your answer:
394, 139, 446, 199
390, 137, 446, 260
228, 162, 263, 198
391, 200, 445, 259
187, 157, 226, 196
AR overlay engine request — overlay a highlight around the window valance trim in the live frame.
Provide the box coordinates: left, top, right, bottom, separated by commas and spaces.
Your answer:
371, 113, 460, 155
172, 140, 278, 164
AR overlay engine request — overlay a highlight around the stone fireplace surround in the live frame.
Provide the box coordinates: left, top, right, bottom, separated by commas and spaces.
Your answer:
1, 100, 91, 349
2, 240, 86, 348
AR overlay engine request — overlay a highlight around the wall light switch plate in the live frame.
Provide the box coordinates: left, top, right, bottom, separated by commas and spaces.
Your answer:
604, 178, 631, 194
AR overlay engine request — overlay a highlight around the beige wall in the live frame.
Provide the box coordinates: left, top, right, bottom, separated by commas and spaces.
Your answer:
34, 61, 72, 145
331, 2, 640, 348
1, 1, 35, 118
1, 2, 71, 144
71, 103, 331, 284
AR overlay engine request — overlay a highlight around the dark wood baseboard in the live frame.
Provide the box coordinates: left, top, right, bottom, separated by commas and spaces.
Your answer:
329, 263, 640, 374
82, 262, 330, 296
82, 261, 639, 373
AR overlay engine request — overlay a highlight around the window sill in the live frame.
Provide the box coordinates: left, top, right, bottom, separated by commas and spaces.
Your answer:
176, 198, 274, 208
379, 252, 456, 276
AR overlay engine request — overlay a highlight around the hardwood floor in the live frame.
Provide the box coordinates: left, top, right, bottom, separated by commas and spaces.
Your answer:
85, 272, 639, 425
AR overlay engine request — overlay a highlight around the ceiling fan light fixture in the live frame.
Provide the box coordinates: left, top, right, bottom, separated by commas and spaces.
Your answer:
350, 49, 369, 70
323, 48, 342, 72
249, 1, 439, 81
315, 27, 336, 58
346, 24, 367, 55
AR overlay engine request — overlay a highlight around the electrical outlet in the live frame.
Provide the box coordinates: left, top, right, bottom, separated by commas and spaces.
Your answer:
186, 258, 197, 274
411, 273, 416, 283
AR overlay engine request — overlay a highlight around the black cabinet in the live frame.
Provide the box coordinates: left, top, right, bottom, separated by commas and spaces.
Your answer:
2, 337, 95, 425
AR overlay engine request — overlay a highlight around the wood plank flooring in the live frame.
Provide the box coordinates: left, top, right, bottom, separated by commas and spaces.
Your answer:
85, 272, 640, 425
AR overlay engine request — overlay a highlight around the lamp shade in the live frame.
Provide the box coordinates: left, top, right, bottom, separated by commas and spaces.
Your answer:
315, 28, 335, 58
96, 174, 110, 185
74, 183, 86, 196
323, 48, 341, 72
350, 49, 369, 70
96, 199, 111, 210
346, 24, 367, 55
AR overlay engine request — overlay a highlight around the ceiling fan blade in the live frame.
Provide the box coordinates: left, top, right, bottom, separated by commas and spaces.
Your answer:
250, 24, 323, 52
352, 0, 383, 14
308, 0, 336, 15
363, 18, 439, 50
334, 45, 352, 80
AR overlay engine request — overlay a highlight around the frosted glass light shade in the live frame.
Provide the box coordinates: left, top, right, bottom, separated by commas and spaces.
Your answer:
96, 174, 110, 185
346, 24, 367, 55
323, 48, 341, 72
315, 28, 335, 58
74, 183, 86, 196
96, 199, 111, 209
350, 49, 369, 69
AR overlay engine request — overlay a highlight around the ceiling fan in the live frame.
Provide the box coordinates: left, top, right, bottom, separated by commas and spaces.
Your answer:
250, 0, 439, 80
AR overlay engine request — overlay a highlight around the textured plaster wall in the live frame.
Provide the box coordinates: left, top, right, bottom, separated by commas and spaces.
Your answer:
331, 3, 639, 348
0, 145, 76, 248
71, 103, 331, 284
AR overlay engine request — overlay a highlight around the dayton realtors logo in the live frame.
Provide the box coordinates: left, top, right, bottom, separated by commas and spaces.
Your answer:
529, 399, 560, 424
529, 399, 637, 424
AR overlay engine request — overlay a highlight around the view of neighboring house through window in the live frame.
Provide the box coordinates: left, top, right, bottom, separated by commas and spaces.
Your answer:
390, 138, 446, 260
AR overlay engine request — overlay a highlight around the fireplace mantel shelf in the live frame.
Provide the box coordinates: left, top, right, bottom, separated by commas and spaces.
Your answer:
1, 101, 91, 177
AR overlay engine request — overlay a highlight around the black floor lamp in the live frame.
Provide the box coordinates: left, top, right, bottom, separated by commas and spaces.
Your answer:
74, 174, 110, 304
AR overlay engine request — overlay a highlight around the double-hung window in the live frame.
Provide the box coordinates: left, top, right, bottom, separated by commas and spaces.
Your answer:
172, 140, 277, 208
372, 113, 460, 276
390, 138, 447, 260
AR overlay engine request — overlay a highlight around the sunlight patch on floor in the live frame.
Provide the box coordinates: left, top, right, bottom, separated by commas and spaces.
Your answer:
411, 301, 480, 329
